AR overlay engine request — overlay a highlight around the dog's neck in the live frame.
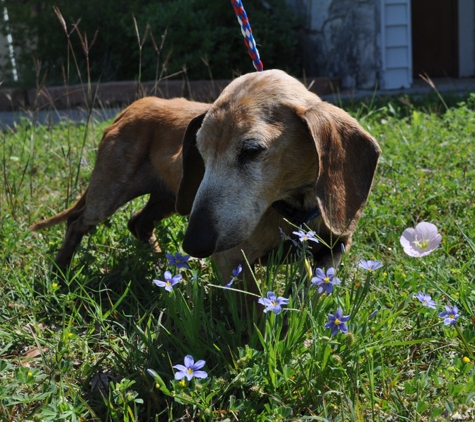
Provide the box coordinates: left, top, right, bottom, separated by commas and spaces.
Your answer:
272, 199, 320, 226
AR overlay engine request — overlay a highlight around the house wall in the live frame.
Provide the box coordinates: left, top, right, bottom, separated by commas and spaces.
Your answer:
1, 4, 18, 83
459, 0, 475, 76
288, 0, 380, 89
0, 32, 9, 70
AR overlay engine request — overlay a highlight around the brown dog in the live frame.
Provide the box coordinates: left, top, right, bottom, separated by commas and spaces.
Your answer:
32, 70, 380, 294
176, 69, 381, 294
30, 97, 210, 271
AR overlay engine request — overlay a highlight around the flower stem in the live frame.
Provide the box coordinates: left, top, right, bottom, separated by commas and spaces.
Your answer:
455, 324, 475, 360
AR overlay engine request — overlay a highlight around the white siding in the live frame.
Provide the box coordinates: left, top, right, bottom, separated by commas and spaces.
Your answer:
380, 0, 412, 89
459, 0, 474, 77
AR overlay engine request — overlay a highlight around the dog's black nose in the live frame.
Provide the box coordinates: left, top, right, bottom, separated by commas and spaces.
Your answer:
182, 208, 218, 258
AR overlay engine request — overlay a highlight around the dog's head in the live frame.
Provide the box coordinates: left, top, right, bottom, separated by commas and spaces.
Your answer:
176, 69, 381, 258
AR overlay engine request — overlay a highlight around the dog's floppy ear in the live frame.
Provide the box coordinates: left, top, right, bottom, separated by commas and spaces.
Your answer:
176, 112, 207, 215
299, 101, 381, 236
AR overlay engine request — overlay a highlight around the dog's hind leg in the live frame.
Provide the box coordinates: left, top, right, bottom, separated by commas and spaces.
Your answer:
127, 185, 177, 253
53, 207, 91, 272
52, 170, 154, 271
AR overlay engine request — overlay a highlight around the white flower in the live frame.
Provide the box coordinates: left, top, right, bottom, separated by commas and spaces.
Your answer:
400, 222, 441, 257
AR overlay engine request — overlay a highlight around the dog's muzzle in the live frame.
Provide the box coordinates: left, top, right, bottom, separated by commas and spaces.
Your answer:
182, 207, 219, 258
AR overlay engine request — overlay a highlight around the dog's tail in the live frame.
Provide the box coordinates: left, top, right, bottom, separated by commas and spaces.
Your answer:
29, 189, 88, 231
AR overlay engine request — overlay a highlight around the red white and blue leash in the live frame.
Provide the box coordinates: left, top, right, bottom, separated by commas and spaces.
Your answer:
230, 0, 264, 72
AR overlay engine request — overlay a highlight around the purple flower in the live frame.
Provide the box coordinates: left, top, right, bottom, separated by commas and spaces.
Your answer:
415, 292, 437, 309
400, 222, 442, 257
292, 229, 319, 244
258, 291, 290, 315
279, 227, 298, 247
153, 271, 182, 292
439, 305, 460, 326
325, 307, 350, 335
166, 252, 190, 269
311, 267, 341, 294
172, 355, 207, 381
359, 259, 383, 272
225, 264, 242, 288
369, 309, 378, 319
279, 227, 289, 240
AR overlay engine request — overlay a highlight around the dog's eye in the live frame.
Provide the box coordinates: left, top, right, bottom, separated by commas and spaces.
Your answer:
239, 142, 266, 164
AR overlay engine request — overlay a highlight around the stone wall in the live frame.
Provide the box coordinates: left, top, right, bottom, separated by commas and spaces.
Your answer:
288, 0, 380, 89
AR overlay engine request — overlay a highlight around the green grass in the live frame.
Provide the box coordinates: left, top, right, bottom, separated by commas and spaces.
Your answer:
1, 92, 475, 421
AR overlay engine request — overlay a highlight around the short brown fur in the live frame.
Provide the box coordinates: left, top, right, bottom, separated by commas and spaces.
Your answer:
177, 70, 381, 295
32, 71, 380, 295
30, 96, 210, 271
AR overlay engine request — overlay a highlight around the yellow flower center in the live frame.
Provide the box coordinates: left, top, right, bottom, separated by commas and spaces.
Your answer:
449, 314, 455, 319
166, 281, 171, 286
324, 277, 330, 284
272, 300, 278, 307
413, 236, 429, 250
334, 318, 341, 325
187, 368, 194, 374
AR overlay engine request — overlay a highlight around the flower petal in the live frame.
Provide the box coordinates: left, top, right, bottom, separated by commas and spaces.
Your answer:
171, 275, 182, 285
315, 268, 325, 278
192, 360, 206, 370
415, 222, 438, 239
258, 298, 272, 306
174, 371, 186, 380
193, 370, 208, 379
184, 355, 194, 368
266, 291, 277, 301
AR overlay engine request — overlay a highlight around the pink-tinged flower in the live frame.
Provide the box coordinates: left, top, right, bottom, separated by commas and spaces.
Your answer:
172, 355, 207, 381
153, 271, 182, 292
400, 222, 442, 257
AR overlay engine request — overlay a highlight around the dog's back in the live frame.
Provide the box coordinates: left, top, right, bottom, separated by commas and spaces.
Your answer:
30, 96, 210, 271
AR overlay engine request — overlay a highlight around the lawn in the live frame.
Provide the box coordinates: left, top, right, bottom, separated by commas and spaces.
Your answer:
1, 91, 474, 421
